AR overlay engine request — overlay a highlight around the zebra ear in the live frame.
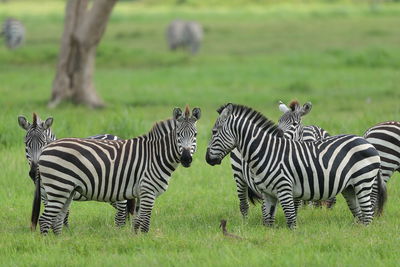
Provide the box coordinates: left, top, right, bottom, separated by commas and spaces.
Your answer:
278, 101, 290, 113
43, 117, 53, 130
301, 102, 312, 116
173, 107, 183, 120
18, 115, 30, 130
220, 104, 233, 120
192, 108, 201, 121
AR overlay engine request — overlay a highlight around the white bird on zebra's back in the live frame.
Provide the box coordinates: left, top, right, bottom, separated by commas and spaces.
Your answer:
1, 17, 25, 50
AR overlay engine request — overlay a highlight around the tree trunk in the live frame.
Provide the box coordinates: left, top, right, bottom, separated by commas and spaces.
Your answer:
49, 0, 117, 109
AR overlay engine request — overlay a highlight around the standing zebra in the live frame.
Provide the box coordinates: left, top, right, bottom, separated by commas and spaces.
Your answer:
1, 18, 25, 49
277, 101, 330, 142
166, 20, 203, 54
278, 101, 399, 213
228, 100, 330, 218
206, 103, 386, 228
18, 113, 130, 228
277, 100, 334, 208
31, 106, 201, 234
364, 121, 400, 183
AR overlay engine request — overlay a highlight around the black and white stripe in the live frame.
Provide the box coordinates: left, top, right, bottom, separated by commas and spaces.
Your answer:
277, 100, 335, 207
228, 101, 330, 217
31, 106, 201, 234
364, 121, 400, 183
206, 103, 386, 228
1, 18, 25, 49
18, 113, 128, 228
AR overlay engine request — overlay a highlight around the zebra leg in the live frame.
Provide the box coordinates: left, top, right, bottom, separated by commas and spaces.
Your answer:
341, 187, 362, 222
52, 194, 74, 235
111, 201, 127, 227
277, 189, 297, 229
294, 199, 302, 215
325, 197, 337, 209
370, 178, 379, 214
133, 191, 156, 233
261, 195, 278, 227
63, 210, 70, 228
236, 179, 249, 218
39, 190, 73, 235
354, 183, 374, 225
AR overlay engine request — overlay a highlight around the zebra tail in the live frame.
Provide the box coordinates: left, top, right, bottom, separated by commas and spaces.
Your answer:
30, 163, 41, 231
375, 170, 387, 217
247, 188, 262, 205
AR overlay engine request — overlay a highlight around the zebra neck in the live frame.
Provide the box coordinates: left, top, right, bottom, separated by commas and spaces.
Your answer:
150, 128, 181, 172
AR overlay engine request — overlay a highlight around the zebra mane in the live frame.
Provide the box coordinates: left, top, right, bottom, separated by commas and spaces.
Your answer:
219, 103, 283, 137
32, 112, 38, 126
146, 119, 176, 138
289, 100, 300, 111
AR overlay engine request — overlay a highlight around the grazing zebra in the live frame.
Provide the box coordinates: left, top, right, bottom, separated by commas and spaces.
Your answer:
31, 106, 201, 234
1, 18, 25, 49
206, 103, 386, 228
166, 20, 203, 54
18, 113, 130, 228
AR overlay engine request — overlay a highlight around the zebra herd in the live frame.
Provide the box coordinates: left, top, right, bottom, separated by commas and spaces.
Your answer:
19, 102, 399, 234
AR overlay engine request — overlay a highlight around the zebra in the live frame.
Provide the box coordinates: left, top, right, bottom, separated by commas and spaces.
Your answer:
206, 103, 386, 228
364, 121, 400, 183
18, 113, 131, 229
277, 100, 330, 142
166, 20, 203, 54
277, 100, 335, 208
278, 101, 399, 213
30, 106, 201, 234
1, 18, 25, 49
228, 100, 330, 218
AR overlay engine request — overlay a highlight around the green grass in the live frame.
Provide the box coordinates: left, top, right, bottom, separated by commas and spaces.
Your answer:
1, 1, 400, 266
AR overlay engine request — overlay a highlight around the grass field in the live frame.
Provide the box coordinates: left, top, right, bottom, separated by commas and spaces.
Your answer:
1, 1, 400, 266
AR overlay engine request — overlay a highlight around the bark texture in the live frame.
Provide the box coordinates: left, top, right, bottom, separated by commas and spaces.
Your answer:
49, 0, 117, 108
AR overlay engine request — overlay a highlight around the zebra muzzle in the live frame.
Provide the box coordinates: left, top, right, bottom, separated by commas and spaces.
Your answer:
180, 148, 192, 168
205, 148, 222, 166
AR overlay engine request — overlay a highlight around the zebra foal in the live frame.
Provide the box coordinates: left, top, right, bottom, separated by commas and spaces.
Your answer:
18, 113, 130, 229
31, 106, 201, 234
206, 103, 386, 228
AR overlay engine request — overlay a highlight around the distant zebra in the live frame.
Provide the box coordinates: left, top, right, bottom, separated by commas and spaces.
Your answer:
1, 18, 25, 49
206, 103, 386, 228
31, 106, 201, 234
18, 113, 129, 229
166, 20, 203, 54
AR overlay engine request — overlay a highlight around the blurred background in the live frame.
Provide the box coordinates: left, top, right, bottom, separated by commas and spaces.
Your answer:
1, 0, 400, 143
1, 1, 400, 265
